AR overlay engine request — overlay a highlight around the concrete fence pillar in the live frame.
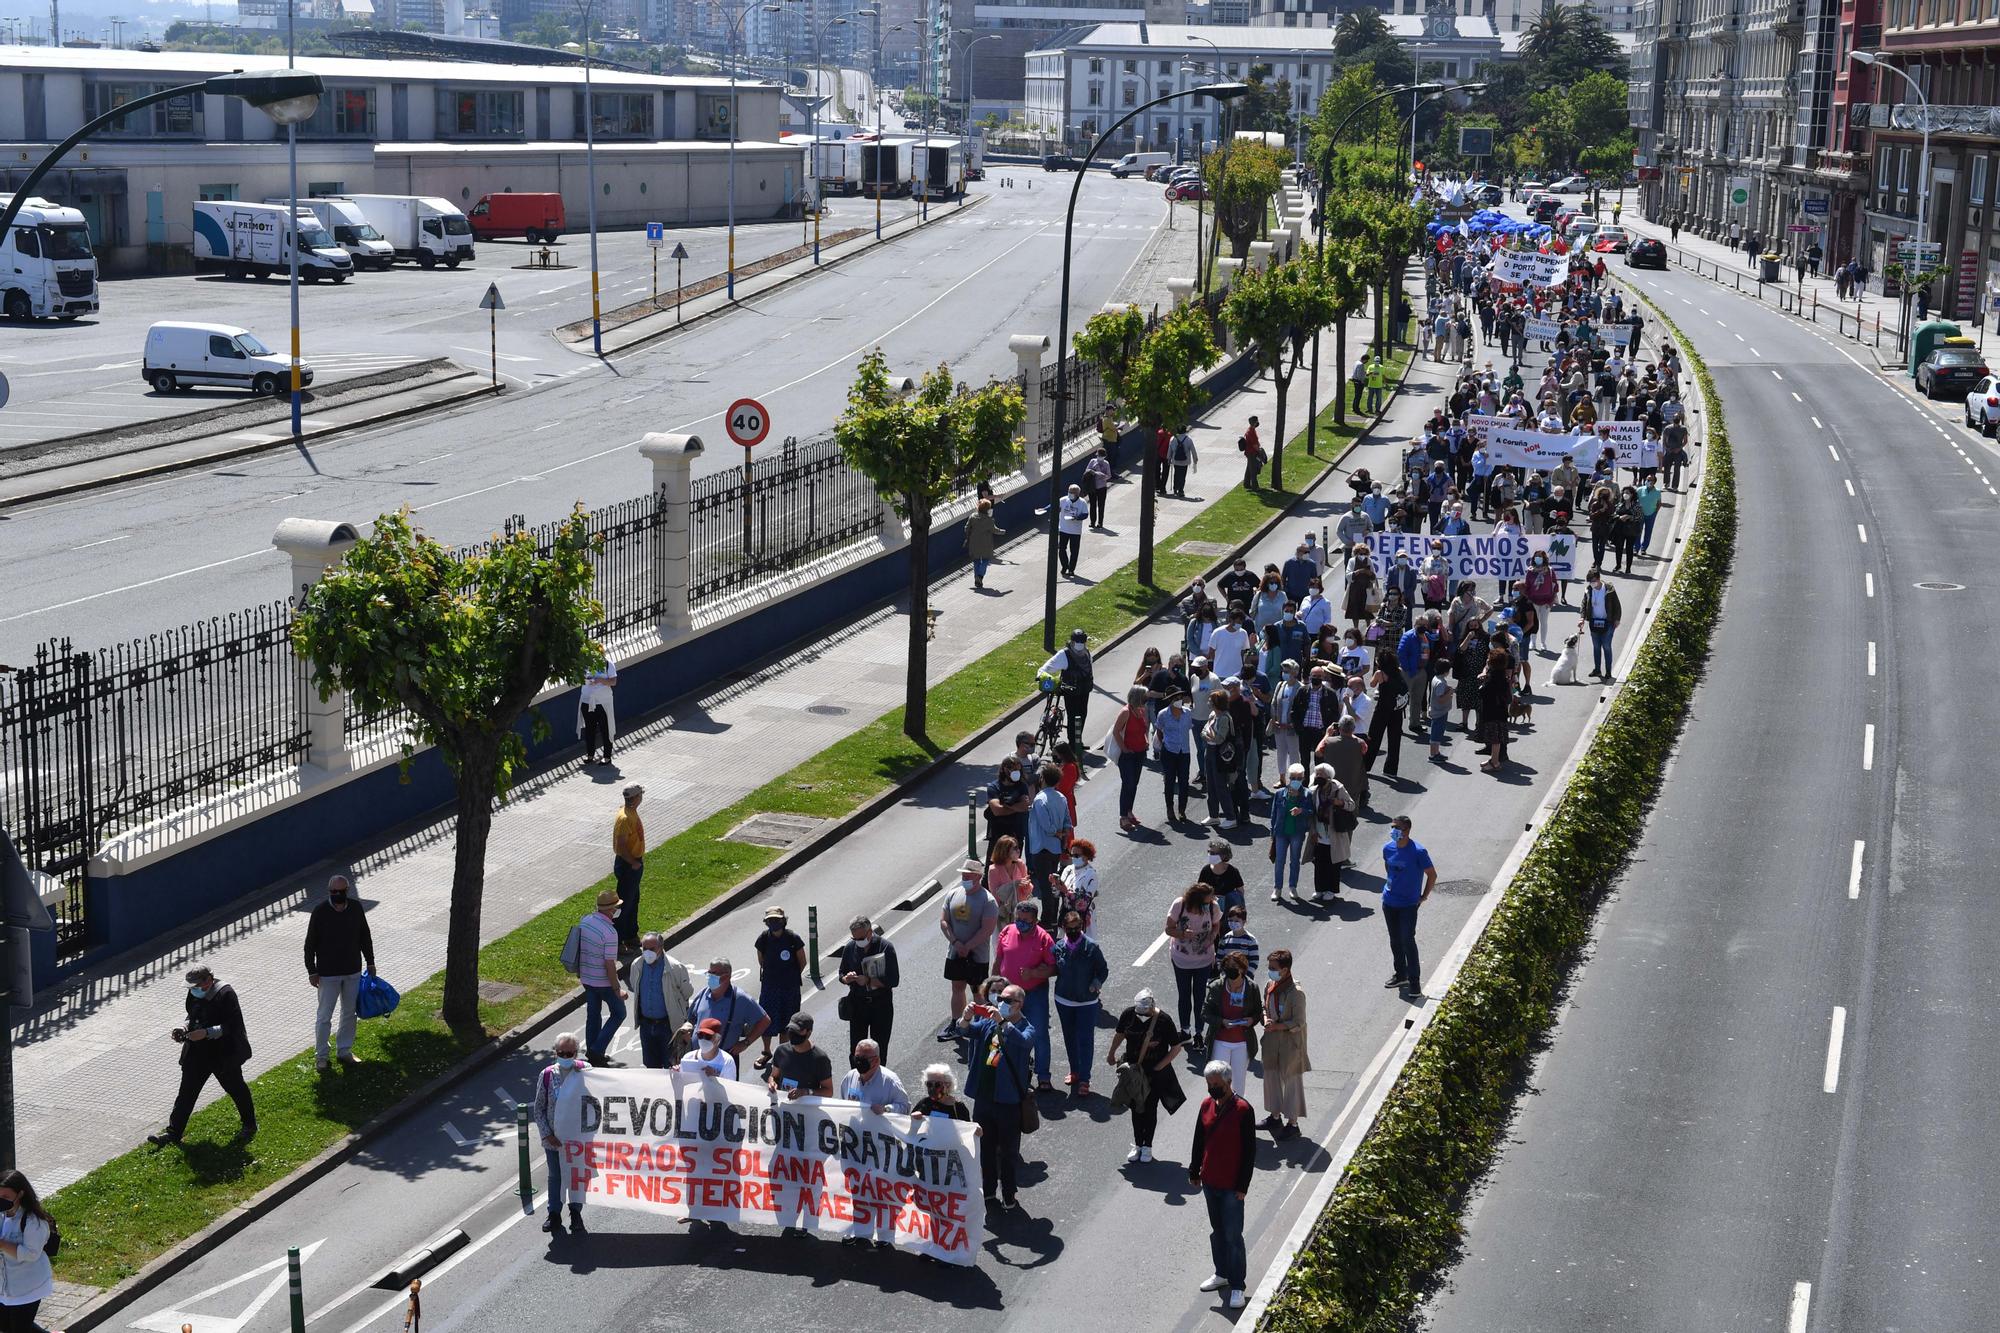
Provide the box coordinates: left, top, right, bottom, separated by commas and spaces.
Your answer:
639, 432, 703, 634
1166, 277, 1195, 309
1248, 240, 1275, 274
272, 517, 360, 774
1010, 332, 1050, 483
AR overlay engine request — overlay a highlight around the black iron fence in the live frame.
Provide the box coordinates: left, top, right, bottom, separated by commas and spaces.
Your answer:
1035, 352, 1110, 458
1, 601, 308, 959
689, 435, 884, 608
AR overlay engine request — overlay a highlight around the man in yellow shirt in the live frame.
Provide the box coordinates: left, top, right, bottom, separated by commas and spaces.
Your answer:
612, 784, 646, 954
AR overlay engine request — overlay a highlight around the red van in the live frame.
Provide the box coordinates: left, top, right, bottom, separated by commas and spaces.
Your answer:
467, 193, 566, 242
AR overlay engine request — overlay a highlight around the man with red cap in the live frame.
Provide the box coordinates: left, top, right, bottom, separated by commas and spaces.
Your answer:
677, 1017, 738, 1080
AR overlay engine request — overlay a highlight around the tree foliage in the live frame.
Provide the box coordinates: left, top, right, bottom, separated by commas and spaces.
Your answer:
835, 350, 1024, 740
1224, 256, 1337, 488
1206, 140, 1287, 259
294, 508, 603, 1030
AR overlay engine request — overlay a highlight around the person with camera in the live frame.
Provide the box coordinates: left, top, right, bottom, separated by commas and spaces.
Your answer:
148, 963, 256, 1146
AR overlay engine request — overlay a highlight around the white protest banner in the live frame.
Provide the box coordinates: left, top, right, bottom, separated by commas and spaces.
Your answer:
1488, 426, 1593, 469
1368, 531, 1576, 581
1495, 250, 1565, 288
1592, 322, 1633, 346
551, 1069, 983, 1264
1466, 412, 1522, 443
1523, 316, 1562, 342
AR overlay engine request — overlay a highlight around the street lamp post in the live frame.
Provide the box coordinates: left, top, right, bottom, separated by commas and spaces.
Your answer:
809, 12, 868, 264
959, 32, 1001, 139
285, 0, 302, 436
1851, 50, 1929, 330
579, 0, 604, 354
728, 0, 785, 301
871, 23, 906, 239
1041, 80, 1250, 651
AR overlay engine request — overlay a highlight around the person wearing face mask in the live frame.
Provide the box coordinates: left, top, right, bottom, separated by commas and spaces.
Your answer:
994, 900, 1058, 1090
1153, 689, 1195, 822
1299, 577, 1333, 640
1189, 1060, 1259, 1309
1381, 814, 1437, 997
1281, 543, 1318, 603
1056, 483, 1089, 576
938, 859, 1000, 1042
1108, 988, 1188, 1163
1266, 661, 1303, 790
0, 1170, 54, 1330
303, 873, 376, 1072
533, 1032, 591, 1234
983, 757, 1032, 864
1026, 761, 1074, 917
148, 963, 255, 1147
961, 983, 1036, 1210
838, 915, 901, 1065
677, 1017, 738, 1079
684, 957, 770, 1071
1051, 909, 1109, 1096
1250, 569, 1288, 634
633, 931, 696, 1070
1201, 952, 1263, 1101
1268, 762, 1313, 901
1335, 499, 1372, 554
1166, 882, 1223, 1047
1521, 550, 1559, 652
1580, 565, 1622, 681
839, 1039, 910, 1115
750, 908, 806, 1070
1205, 606, 1252, 686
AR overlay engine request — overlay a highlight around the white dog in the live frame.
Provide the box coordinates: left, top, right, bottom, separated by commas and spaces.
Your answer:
1550, 632, 1580, 686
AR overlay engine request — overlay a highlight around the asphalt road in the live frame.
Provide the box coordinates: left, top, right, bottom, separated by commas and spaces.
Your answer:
1422, 251, 2000, 1331
0, 169, 1177, 662
0, 196, 900, 451
105, 322, 1709, 1333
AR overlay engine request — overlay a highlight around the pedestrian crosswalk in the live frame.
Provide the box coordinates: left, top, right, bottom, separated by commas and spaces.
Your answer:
312, 352, 427, 374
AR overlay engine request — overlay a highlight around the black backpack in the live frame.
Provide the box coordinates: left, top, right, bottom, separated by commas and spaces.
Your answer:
42, 1215, 60, 1259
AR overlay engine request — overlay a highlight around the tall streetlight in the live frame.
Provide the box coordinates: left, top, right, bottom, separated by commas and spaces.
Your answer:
871, 22, 906, 239
1850, 50, 1930, 306
285, 0, 303, 435
1041, 80, 1251, 651
578, 0, 604, 354
727, 0, 785, 300
958, 31, 1001, 137
808, 11, 868, 263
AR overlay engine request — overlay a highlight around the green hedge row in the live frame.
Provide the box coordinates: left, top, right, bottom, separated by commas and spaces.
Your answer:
1258, 301, 1738, 1331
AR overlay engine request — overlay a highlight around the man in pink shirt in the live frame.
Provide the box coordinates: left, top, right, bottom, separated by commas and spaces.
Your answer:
993, 899, 1057, 1091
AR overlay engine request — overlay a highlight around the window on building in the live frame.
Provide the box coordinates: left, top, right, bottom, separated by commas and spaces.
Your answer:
1089, 58, 1103, 74
1124, 59, 1137, 73
1155, 118, 1169, 144
576, 91, 655, 139
197, 183, 237, 201
306, 181, 344, 196
1123, 85, 1137, 106
85, 81, 204, 137
1876, 143, 1894, 189
1972, 154, 1989, 206
1088, 83, 1102, 106
1189, 118, 1204, 144
301, 85, 375, 138
437, 88, 525, 139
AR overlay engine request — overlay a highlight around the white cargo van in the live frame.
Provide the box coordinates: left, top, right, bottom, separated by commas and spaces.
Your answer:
271, 196, 395, 269
335, 195, 476, 267
0, 194, 99, 320
142, 321, 313, 397
1110, 151, 1172, 179
192, 201, 352, 282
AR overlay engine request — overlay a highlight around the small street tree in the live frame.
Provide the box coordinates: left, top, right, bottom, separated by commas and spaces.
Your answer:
836, 349, 1024, 741
1224, 257, 1336, 490
293, 509, 603, 1033
1109, 303, 1222, 583
1206, 139, 1287, 261
1317, 233, 1372, 428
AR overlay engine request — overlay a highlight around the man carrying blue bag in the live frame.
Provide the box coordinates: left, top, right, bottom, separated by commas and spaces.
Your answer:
305, 873, 380, 1070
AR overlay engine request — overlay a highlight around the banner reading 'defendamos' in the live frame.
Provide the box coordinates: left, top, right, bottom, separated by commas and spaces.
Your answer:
1369, 531, 1577, 581
552, 1069, 983, 1264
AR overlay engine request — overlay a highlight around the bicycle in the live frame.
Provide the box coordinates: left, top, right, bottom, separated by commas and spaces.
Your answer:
1032, 681, 1066, 764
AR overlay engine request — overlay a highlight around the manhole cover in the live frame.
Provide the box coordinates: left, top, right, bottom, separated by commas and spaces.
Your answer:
478, 981, 525, 1004
1176, 540, 1236, 558
1914, 581, 1965, 591
724, 812, 832, 849
807, 703, 850, 716
1430, 878, 1488, 898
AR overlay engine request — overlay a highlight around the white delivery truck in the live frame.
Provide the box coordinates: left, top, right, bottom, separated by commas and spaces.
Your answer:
811, 139, 853, 195
141, 320, 313, 397
0, 194, 99, 321
270, 196, 395, 270
913, 139, 965, 200
1110, 150, 1171, 179
192, 201, 353, 282
335, 195, 476, 267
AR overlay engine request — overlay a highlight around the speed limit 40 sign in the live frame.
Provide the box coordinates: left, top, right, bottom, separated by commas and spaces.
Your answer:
725, 396, 771, 449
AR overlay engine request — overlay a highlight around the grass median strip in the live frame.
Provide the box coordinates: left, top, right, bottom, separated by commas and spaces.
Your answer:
1257, 302, 1736, 1331
49, 345, 1411, 1292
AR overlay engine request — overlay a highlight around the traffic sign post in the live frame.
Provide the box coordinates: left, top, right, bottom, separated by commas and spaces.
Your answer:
646, 222, 664, 300
670, 242, 689, 324
726, 397, 771, 555
477, 283, 506, 388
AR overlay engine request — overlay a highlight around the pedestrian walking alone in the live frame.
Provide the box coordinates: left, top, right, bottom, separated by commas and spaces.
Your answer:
577, 654, 616, 765
1057, 484, 1089, 576
149, 963, 256, 1146
1168, 425, 1198, 497
1189, 1061, 1258, 1309
1380, 814, 1436, 997
1084, 448, 1112, 528
0, 1170, 55, 1333
304, 873, 375, 1071
611, 783, 645, 953
966, 498, 1004, 590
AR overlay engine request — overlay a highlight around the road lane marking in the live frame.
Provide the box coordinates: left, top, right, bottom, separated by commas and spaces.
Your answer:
1772, 370, 1784, 380
1856, 523, 1868, 544
1734, 333, 1745, 342
133, 1239, 327, 1333
69, 534, 129, 550
1848, 840, 1865, 900
1823, 1006, 1847, 1093
1844, 479, 1855, 496
1829, 443, 1840, 460
1790, 1280, 1813, 1333
0, 549, 268, 626
1867, 641, 1876, 676
1752, 347, 1763, 356
1812, 416, 1823, 429
1133, 929, 1172, 967
1792, 391, 1803, 402
533, 421, 561, 431
1865, 572, 1874, 597
1862, 723, 1875, 770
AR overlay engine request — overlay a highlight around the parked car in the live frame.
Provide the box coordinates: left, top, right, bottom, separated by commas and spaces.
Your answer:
1548, 175, 1590, 193
1562, 220, 1600, 246
1531, 197, 1563, 223
1167, 180, 1209, 201
1626, 238, 1668, 269
142, 320, 312, 397
1965, 375, 2000, 435
1518, 180, 1547, 198
1469, 183, 1505, 206
1110, 150, 1171, 179
1591, 226, 1632, 252
1042, 153, 1083, 172
1915, 341, 1989, 399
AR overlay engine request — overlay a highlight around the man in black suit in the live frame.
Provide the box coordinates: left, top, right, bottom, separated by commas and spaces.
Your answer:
149, 963, 257, 1145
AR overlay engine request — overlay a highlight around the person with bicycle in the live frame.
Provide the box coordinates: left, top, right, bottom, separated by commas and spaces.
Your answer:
1039, 629, 1095, 749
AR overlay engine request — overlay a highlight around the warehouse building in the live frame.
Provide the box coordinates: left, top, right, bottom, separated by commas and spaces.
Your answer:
0, 45, 801, 273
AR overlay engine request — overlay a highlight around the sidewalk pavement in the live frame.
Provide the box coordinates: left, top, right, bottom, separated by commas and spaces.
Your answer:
15, 294, 1382, 1197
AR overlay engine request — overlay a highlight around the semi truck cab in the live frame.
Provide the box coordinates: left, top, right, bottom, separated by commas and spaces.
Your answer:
0, 194, 99, 321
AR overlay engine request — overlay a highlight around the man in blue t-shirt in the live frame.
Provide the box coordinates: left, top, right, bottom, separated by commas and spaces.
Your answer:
1380, 815, 1437, 998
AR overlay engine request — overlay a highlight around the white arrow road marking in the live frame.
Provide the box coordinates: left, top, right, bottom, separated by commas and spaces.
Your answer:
495, 1087, 517, 1110
131, 1239, 325, 1332
442, 1120, 483, 1149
